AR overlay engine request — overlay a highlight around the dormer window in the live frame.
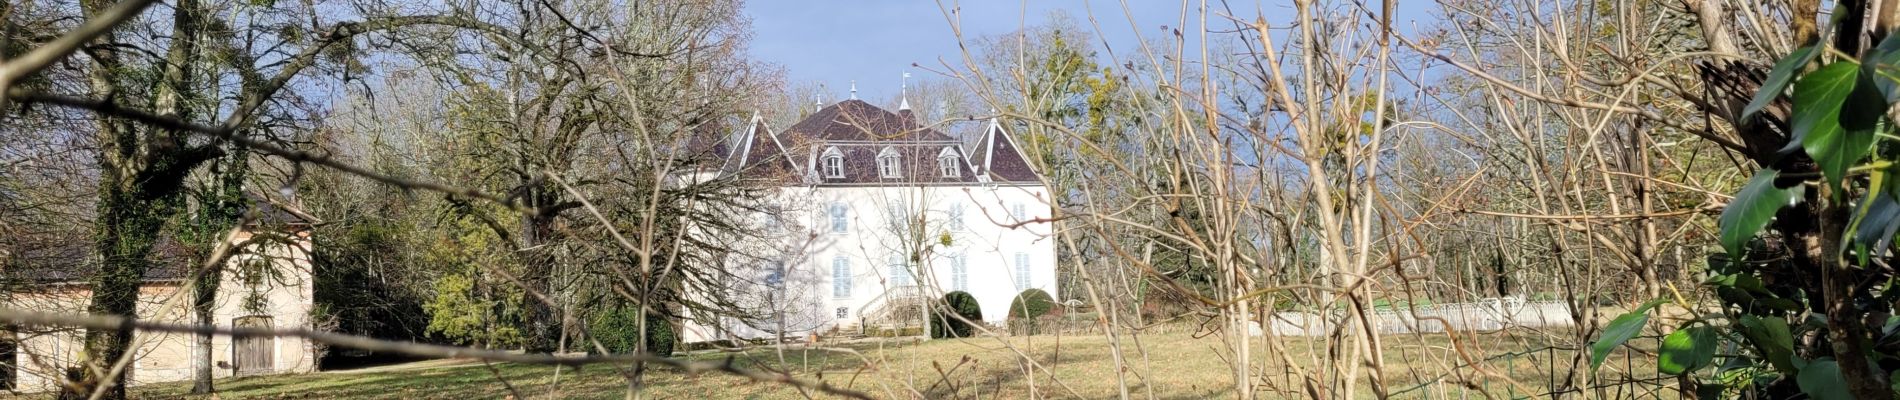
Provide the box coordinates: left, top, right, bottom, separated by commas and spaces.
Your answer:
822, 147, 844, 178
877, 147, 902, 178
938, 147, 960, 177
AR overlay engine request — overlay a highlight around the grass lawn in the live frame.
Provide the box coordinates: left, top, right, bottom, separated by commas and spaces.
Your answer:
106, 328, 1660, 399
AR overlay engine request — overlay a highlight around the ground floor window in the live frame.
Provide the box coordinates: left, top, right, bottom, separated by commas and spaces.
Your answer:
888, 254, 913, 287
832, 257, 853, 298
1014, 253, 1031, 290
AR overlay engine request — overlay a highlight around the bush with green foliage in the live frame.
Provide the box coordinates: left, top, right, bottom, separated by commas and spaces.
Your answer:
589, 307, 675, 357
1007, 289, 1055, 319
869, 326, 925, 337
1006, 289, 1056, 335
930, 291, 984, 338
644, 313, 675, 357
1590, 18, 1900, 398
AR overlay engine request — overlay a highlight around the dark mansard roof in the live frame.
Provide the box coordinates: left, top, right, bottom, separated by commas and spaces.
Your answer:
725, 100, 1042, 186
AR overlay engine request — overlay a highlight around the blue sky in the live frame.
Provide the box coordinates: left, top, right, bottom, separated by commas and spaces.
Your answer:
742, 1, 1440, 100
742, 1, 1213, 99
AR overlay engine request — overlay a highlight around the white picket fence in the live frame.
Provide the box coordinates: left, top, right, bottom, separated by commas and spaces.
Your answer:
1260, 297, 1574, 337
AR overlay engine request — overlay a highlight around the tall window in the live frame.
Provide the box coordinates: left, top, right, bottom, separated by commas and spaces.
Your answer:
764, 261, 785, 288
951, 254, 968, 292
947, 204, 964, 231
823, 147, 844, 178
832, 257, 853, 298
888, 254, 912, 287
877, 147, 902, 178
1011, 202, 1028, 221
829, 202, 849, 233
759, 206, 782, 231
938, 148, 960, 177
887, 203, 908, 230
1014, 252, 1031, 290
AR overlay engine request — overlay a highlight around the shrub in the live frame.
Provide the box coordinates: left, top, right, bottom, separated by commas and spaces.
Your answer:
930, 291, 984, 338
1007, 289, 1057, 335
870, 326, 925, 337
590, 307, 675, 357
1007, 289, 1055, 320
644, 313, 675, 357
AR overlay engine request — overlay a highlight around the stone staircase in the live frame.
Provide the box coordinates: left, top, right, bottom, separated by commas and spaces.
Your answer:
833, 286, 932, 337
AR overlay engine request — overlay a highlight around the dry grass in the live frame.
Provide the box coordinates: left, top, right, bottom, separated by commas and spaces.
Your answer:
107, 327, 1667, 399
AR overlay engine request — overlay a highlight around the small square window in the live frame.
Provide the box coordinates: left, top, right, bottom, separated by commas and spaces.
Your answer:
824, 156, 844, 178
878, 155, 902, 178
939, 155, 959, 177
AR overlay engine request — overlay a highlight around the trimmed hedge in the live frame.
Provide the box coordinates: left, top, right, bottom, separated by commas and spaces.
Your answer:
1007, 289, 1055, 319
930, 291, 984, 338
1007, 289, 1057, 335
644, 313, 675, 357
869, 326, 926, 337
590, 308, 675, 357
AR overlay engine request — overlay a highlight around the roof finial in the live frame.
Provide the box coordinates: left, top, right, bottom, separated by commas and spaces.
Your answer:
899, 72, 912, 111
815, 83, 827, 112
849, 80, 858, 100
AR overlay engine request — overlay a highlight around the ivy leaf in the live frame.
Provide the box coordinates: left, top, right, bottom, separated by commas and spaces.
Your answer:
1792, 62, 1873, 187
1718, 169, 1805, 257
1591, 312, 1648, 371
1851, 192, 1900, 250
1890, 369, 1900, 396
1658, 325, 1719, 375
1743, 45, 1818, 123
1739, 315, 1798, 374
1589, 300, 1664, 372
1696, 383, 1728, 399
1798, 359, 1853, 400
1864, 34, 1900, 102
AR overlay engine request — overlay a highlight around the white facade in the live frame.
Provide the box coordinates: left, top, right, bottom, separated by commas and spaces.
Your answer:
680, 100, 1058, 342
683, 184, 1056, 343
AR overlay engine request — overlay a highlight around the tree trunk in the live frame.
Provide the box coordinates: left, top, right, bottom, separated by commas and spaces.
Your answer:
520, 197, 560, 353
190, 150, 243, 394
67, 0, 210, 393
65, 185, 172, 400
189, 267, 219, 394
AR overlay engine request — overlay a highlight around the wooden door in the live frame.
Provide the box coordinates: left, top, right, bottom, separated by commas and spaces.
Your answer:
232, 316, 274, 375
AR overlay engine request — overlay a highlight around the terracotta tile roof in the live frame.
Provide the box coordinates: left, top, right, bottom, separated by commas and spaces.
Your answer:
244, 191, 317, 227
1, 234, 190, 284
1, 192, 312, 284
